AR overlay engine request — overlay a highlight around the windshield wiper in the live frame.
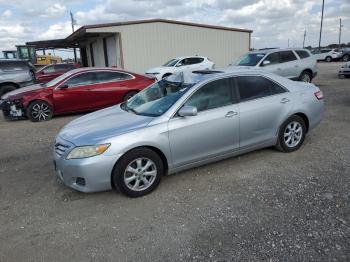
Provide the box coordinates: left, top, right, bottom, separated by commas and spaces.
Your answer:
123, 103, 138, 115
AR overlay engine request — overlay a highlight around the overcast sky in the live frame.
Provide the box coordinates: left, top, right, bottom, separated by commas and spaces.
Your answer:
0, 0, 349, 58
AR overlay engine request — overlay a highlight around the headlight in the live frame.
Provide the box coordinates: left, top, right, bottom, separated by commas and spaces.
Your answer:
66, 144, 110, 159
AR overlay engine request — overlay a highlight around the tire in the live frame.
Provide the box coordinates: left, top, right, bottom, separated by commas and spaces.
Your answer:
27, 100, 53, 122
299, 71, 312, 83
112, 148, 164, 197
162, 73, 172, 79
343, 55, 349, 62
123, 91, 138, 102
276, 115, 306, 153
325, 56, 332, 62
0, 85, 16, 97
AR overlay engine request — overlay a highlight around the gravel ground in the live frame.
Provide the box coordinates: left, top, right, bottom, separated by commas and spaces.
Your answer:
0, 63, 349, 262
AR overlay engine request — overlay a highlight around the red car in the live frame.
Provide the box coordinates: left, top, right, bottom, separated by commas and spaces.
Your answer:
36, 63, 80, 83
0, 68, 155, 122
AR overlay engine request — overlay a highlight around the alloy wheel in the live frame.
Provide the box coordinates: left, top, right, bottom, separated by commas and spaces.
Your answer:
123, 158, 157, 192
31, 103, 51, 121
301, 73, 311, 83
284, 121, 303, 148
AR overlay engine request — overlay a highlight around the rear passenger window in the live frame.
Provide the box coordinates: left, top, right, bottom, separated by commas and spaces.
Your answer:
185, 78, 233, 112
188, 57, 204, 64
236, 76, 285, 102
279, 51, 297, 63
95, 71, 133, 82
295, 50, 310, 59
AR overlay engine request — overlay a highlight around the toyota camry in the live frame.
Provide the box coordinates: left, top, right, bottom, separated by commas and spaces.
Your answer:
54, 69, 324, 197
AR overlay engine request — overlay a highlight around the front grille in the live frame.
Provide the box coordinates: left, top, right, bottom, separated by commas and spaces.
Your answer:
54, 142, 71, 156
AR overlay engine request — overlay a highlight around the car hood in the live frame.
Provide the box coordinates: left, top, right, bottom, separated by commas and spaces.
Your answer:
58, 105, 154, 146
1, 84, 45, 100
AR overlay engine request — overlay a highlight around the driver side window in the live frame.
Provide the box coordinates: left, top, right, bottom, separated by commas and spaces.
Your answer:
184, 78, 233, 112
43, 65, 55, 74
263, 52, 280, 66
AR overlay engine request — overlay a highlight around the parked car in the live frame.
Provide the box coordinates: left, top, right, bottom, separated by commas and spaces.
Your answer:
146, 56, 215, 80
230, 48, 317, 83
339, 48, 350, 62
338, 62, 350, 78
53, 69, 324, 197
0, 59, 36, 96
36, 63, 79, 83
312, 49, 342, 62
0, 68, 155, 121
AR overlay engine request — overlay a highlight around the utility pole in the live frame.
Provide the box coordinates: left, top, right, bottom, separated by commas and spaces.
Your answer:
339, 18, 343, 49
318, 0, 325, 50
70, 11, 77, 63
288, 38, 290, 48
303, 30, 306, 48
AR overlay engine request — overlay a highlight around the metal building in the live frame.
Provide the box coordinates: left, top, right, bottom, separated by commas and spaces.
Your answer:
28, 19, 252, 73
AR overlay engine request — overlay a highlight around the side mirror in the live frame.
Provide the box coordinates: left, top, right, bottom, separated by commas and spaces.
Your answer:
59, 84, 69, 89
178, 105, 197, 117
261, 60, 271, 66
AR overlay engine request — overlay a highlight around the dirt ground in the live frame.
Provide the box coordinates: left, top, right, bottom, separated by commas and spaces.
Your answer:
0, 62, 349, 262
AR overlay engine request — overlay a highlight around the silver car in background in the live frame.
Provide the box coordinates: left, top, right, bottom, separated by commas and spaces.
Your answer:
230, 48, 318, 83
54, 69, 324, 197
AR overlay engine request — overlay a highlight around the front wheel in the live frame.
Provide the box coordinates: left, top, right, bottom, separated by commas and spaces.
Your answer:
112, 148, 164, 197
343, 55, 349, 62
325, 56, 332, 62
27, 100, 53, 122
299, 71, 312, 83
276, 115, 306, 153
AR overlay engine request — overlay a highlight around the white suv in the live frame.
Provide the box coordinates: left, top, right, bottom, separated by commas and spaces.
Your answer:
146, 56, 215, 80
230, 48, 318, 82
312, 49, 342, 62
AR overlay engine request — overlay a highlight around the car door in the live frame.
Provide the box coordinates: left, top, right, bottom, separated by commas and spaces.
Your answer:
53, 72, 99, 113
92, 71, 135, 107
187, 57, 206, 70
168, 77, 239, 167
259, 52, 282, 75
236, 75, 293, 148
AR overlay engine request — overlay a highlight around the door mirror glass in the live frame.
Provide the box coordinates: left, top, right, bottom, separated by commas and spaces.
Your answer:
178, 105, 197, 117
261, 60, 271, 66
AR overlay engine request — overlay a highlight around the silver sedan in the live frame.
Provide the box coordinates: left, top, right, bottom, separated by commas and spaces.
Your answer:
53, 69, 324, 197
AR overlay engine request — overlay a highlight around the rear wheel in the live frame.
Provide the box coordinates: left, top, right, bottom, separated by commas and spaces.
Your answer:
0, 85, 16, 97
27, 100, 53, 122
123, 91, 138, 102
325, 56, 332, 62
276, 115, 306, 153
299, 71, 312, 83
112, 148, 164, 197
343, 55, 349, 62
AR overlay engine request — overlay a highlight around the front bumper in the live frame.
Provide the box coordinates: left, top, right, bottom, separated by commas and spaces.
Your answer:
0, 99, 25, 119
53, 137, 119, 192
338, 69, 350, 77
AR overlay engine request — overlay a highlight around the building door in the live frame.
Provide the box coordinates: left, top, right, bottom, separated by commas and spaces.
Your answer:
80, 47, 88, 67
106, 35, 118, 67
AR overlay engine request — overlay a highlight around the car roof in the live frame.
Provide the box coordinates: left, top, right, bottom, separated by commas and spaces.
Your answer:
68, 67, 134, 74
248, 48, 310, 55
173, 56, 207, 60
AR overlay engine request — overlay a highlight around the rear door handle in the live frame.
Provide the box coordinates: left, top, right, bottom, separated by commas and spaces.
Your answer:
225, 111, 238, 118
280, 98, 290, 104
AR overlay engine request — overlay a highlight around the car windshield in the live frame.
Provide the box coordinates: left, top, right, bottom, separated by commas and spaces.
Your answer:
122, 74, 197, 117
163, 59, 179, 67
43, 70, 76, 87
235, 53, 266, 66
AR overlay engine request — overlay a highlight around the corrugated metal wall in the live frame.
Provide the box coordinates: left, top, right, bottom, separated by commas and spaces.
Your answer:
86, 22, 250, 73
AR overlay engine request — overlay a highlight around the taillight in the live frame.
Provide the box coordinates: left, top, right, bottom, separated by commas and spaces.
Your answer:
314, 91, 324, 100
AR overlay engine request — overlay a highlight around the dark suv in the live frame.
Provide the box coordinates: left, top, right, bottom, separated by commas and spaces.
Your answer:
0, 59, 36, 96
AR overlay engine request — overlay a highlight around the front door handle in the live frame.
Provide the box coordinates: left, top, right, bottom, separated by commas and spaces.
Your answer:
225, 111, 238, 118
280, 98, 290, 104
